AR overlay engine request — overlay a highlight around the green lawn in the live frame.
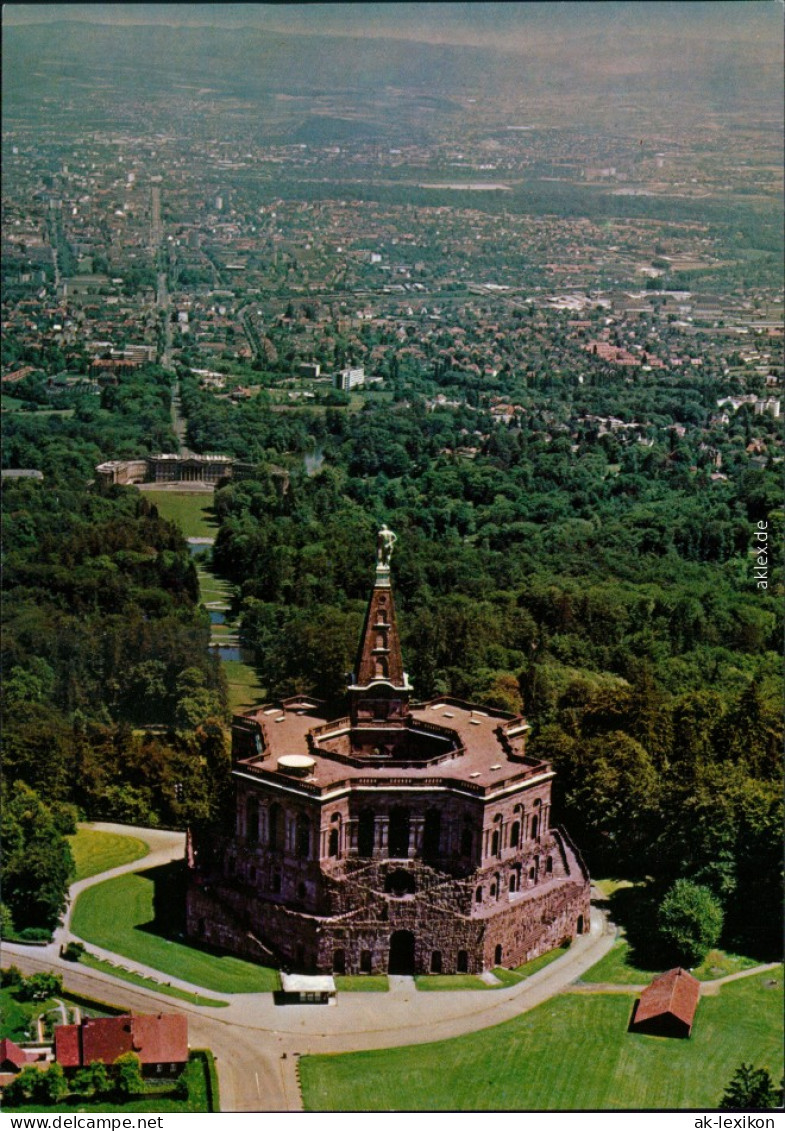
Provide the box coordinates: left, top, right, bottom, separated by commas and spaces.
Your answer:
415, 947, 569, 991
334, 975, 389, 992
222, 659, 266, 714
68, 826, 149, 882
493, 946, 571, 987
582, 940, 761, 985
300, 968, 784, 1111
0, 986, 42, 1042
70, 870, 280, 994
77, 952, 228, 1007
4, 1050, 219, 1113
142, 490, 219, 539
415, 974, 492, 992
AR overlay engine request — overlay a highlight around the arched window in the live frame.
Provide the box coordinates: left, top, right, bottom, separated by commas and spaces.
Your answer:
510, 820, 520, 848
494, 944, 503, 966
475, 886, 483, 903
490, 881, 497, 897
491, 830, 500, 857
296, 815, 311, 859
358, 809, 375, 857
531, 815, 539, 840
375, 657, 388, 678
269, 803, 283, 851
423, 809, 441, 859
546, 855, 553, 874
388, 807, 411, 858
509, 872, 517, 893
329, 827, 340, 857
246, 795, 259, 843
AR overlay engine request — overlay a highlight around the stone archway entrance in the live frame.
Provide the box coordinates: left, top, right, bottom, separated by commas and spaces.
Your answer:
388, 929, 415, 974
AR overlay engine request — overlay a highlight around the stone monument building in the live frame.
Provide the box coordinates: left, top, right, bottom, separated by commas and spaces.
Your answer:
186, 528, 590, 975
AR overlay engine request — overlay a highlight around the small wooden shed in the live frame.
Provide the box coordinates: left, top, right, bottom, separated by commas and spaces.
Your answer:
630, 967, 700, 1038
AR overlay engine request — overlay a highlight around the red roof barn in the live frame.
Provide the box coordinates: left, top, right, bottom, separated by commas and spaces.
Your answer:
55, 1013, 188, 1074
631, 967, 700, 1038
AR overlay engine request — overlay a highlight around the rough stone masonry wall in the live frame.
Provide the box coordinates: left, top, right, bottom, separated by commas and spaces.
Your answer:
481, 880, 592, 969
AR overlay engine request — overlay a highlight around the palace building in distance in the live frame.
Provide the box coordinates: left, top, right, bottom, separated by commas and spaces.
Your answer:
186, 527, 590, 975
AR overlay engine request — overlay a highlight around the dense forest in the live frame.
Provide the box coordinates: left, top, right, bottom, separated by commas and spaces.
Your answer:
2, 319, 782, 957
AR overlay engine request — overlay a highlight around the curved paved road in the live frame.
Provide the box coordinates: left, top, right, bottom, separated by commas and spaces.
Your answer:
14, 824, 777, 1111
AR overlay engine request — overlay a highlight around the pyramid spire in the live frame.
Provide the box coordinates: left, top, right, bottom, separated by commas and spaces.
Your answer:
348, 526, 411, 725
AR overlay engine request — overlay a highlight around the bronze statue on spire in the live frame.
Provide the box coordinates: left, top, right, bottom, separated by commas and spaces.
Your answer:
376, 524, 397, 568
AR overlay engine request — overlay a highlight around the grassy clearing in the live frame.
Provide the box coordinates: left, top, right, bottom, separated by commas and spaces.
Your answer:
300, 967, 784, 1111
77, 952, 228, 1007
581, 940, 760, 985
142, 490, 219, 540
71, 869, 280, 994
334, 975, 389, 992
222, 659, 265, 714
68, 826, 149, 882
4, 1049, 218, 1114
593, 877, 637, 899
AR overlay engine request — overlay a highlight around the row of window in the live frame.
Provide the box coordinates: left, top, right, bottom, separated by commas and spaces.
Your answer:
242, 796, 545, 862
476, 855, 553, 902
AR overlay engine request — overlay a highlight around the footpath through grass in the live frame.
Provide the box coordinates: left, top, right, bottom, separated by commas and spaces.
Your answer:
71, 869, 280, 994
68, 826, 149, 882
300, 967, 784, 1111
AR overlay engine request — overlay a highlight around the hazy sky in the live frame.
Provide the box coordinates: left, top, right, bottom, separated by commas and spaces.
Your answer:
4, 2, 783, 48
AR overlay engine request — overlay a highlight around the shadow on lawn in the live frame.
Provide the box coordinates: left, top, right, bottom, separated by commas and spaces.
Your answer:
135, 860, 188, 941
133, 860, 255, 967
599, 882, 669, 971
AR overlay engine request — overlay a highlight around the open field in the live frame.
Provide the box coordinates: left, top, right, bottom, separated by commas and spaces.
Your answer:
300, 968, 784, 1111
141, 490, 219, 539
67, 826, 149, 882
70, 869, 280, 994
222, 658, 266, 714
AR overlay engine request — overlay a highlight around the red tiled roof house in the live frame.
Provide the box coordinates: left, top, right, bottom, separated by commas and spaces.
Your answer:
55, 1013, 188, 1076
630, 967, 700, 1038
0, 1038, 36, 1087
